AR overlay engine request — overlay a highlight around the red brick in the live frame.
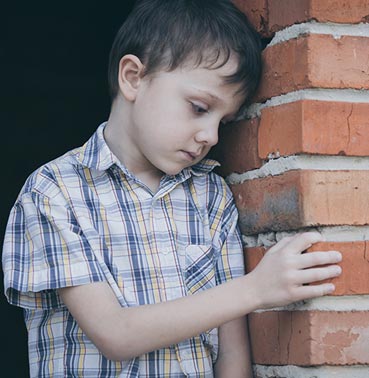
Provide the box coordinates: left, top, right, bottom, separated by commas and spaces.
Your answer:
308, 242, 369, 295
244, 242, 369, 295
257, 36, 310, 101
259, 101, 303, 159
244, 246, 267, 273
233, 171, 304, 234
268, 0, 311, 33
212, 118, 263, 176
234, 0, 369, 36
309, 0, 369, 24
232, 0, 269, 36
249, 310, 312, 365
269, 0, 369, 32
249, 310, 369, 365
257, 34, 369, 101
232, 170, 369, 234
258, 100, 369, 158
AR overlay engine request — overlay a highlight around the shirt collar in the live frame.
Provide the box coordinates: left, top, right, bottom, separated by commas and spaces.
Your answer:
186, 158, 220, 176
76, 122, 119, 171
76, 122, 220, 177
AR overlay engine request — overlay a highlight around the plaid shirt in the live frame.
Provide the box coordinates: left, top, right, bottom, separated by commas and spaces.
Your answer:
3, 123, 244, 377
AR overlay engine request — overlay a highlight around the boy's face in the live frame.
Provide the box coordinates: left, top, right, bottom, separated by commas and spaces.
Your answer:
128, 56, 245, 178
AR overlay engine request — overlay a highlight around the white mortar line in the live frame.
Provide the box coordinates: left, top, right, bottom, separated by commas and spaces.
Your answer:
254, 364, 369, 378
243, 226, 369, 248
253, 295, 369, 312
243, 88, 369, 119
227, 155, 369, 185
268, 21, 369, 47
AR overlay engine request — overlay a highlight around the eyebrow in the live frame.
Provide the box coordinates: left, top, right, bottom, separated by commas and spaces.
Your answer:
192, 88, 223, 103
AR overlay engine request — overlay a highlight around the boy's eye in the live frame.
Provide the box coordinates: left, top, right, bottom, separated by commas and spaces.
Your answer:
190, 102, 209, 114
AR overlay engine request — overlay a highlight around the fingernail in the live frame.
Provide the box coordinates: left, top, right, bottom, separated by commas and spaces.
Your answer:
331, 251, 342, 262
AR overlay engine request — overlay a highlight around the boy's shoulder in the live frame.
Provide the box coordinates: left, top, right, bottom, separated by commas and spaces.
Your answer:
19, 146, 83, 200
18, 124, 107, 201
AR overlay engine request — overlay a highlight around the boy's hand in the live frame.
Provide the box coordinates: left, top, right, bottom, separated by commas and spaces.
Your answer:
248, 232, 342, 310
58, 231, 341, 360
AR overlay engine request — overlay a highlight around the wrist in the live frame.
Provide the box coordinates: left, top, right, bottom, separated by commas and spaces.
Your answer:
232, 274, 262, 314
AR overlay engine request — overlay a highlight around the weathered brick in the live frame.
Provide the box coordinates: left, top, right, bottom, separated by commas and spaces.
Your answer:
233, 0, 369, 36
269, 0, 369, 32
257, 34, 369, 101
212, 118, 262, 176
232, 170, 369, 234
268, 0, 311, 33
232, 0, 369, 373
309, 0, 369, 23
232, 0, 269, 36
249, 310, 369, 365
258, 100, 369, 158
244, 246, 266, 273
249, 310, 311, 365
244, 242, 369, 295
233, 171, 304, 234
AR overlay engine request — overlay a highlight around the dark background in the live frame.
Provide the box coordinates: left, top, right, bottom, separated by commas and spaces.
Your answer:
1, 2, 135, 375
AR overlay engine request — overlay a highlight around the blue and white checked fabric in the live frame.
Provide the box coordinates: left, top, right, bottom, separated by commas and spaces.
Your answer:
2, 123, 245, 377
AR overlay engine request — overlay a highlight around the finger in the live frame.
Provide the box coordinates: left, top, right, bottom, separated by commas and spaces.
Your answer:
297, 251, 342, 269
295, 264, 342, 285
282, 232, 324, 255
266, 235, 294, 254
293, 283, 336, 300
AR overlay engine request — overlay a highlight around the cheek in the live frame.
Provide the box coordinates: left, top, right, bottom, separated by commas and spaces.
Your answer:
134, 92, 191, 141
148, 110, 189, 139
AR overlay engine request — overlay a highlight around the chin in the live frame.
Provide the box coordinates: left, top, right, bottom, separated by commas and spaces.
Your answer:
162, 165, 187, 177
165, 169, 183, 177
159, 158, 199, 176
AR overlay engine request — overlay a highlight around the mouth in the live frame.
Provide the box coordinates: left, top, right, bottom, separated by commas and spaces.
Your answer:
181, 150, 201, 161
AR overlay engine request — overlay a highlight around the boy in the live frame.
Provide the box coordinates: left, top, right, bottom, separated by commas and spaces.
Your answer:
2, 0, 342, 377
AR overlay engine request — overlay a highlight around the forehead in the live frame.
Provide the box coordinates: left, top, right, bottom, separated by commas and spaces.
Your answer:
181, 52, 239, 79
147, 51, 240, 87
143, 54, 245, 111
179, 56, 244, 102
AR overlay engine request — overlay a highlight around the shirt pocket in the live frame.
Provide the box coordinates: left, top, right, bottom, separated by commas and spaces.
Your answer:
184, 244, 216, 295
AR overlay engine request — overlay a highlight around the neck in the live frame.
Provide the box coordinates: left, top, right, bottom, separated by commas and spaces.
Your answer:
104, 97, 163, 192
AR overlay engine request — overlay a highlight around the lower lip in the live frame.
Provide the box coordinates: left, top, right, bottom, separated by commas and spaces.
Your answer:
181, 151, 197, 161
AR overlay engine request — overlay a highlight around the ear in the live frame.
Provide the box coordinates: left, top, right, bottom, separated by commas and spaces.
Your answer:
117, 54, 145, 102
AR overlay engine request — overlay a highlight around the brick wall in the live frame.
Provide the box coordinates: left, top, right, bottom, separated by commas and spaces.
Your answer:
221, 1, 369, 377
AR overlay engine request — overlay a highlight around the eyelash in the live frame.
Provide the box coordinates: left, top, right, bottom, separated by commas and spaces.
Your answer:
189, 101, 234, 127
190, 102, 209, 115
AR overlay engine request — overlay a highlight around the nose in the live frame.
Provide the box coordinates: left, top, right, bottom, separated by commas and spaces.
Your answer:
194, 122, 219, 147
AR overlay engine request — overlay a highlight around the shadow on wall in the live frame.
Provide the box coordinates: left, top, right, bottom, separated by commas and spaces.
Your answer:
1, 2, 135, 375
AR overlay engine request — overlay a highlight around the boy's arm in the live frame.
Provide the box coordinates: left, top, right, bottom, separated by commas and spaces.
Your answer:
59, 270, 256, 361
58, 232, 342, 361
214, 317, 253, 378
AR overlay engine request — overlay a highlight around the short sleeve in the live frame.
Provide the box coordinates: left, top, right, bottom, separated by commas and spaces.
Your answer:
2, 190, 106, 310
